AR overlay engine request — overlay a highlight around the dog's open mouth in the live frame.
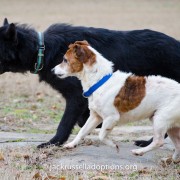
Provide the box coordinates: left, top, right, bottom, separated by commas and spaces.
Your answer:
57, 74, 67, 79
57, 74, 63, 78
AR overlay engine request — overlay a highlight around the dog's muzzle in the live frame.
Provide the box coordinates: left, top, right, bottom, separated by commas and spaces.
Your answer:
51, 67, 64, 78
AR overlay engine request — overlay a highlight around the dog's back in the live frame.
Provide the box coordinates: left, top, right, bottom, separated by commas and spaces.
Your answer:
117, 74, 180, 125
90, 70, 180, 126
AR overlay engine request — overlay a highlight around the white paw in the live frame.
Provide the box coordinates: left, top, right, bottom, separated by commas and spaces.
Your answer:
131, 149, 144, 156
63, 142, 76, 149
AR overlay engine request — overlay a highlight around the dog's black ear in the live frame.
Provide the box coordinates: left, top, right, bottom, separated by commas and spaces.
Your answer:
5, 23, 18, 43
3, 18, 9, 26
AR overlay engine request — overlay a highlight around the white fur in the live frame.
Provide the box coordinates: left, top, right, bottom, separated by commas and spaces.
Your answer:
52, 63, 69, 79
54, 45, 180, 162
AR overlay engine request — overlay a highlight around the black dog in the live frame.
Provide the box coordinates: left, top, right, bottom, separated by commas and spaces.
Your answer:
0, 18, 180, 148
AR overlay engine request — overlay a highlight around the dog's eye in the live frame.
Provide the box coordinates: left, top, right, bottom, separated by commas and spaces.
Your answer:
63, 57, 68, 63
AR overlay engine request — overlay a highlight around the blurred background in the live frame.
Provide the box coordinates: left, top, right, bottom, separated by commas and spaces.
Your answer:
0, 0, 180, 94
0, 0, 180, 133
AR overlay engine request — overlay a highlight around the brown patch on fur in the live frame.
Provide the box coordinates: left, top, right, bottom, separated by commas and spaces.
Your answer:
74, 40, 89, 46
68, 40, 89, 49
114, 76, 146, 113
65, 40, 96, 73
64, 48, 83, 73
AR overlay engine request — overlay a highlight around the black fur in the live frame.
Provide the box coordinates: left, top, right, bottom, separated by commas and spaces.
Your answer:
0, 19, 180, 148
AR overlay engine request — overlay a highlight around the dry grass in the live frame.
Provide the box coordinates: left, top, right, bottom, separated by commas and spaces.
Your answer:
0, 92, 65, 134
0, 140, 179, 179
0, 145, 179, 179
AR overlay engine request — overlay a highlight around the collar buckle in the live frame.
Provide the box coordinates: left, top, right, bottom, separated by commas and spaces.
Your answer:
34, 62, 44, 71
31, 32, 45, 74
39, 44, 45, 50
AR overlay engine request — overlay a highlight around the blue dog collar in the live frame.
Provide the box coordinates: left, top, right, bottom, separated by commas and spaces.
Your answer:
83, 74, 112, 98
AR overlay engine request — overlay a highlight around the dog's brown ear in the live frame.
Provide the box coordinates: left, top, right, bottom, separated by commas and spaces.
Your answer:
68, 41, 89, 49
73, 44, 86, 62
74, 40, 89, 46
68, 43, 74, 49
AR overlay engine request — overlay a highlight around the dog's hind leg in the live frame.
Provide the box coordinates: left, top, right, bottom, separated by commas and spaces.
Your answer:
167, 127, 180, 163
132, 115, 167, 156
63, 111, 102, 148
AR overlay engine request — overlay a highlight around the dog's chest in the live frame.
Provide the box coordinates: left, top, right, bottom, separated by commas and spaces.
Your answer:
87, 72, 126, 116
88, 95, 103, 113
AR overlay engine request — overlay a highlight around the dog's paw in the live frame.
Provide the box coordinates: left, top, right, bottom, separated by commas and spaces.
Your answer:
131, 149, 144, 156
63, 142, 76, 149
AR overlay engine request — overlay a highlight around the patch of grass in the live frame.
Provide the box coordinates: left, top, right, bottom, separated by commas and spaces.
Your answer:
115, 172, 123, 177
129, 171, 139, 178
121, 139, 130, 142
47, 110, 63, 123
127, 119, 151, 126
7, 138, 25, 143
13, 109, 32, 119
72, 126, 80, 135
2, 106, 13, 115
26, 128, 55, 134
0, 94, 64, 134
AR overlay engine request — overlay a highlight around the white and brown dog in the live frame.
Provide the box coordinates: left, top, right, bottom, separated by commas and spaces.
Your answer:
53, 40, 180, 162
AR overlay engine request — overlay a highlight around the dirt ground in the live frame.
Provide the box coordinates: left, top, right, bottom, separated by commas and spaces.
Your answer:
0, 0, 180, 179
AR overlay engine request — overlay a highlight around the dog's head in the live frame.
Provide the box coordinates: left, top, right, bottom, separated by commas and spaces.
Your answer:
53, 40, 96, 78
0, 18, 20, 74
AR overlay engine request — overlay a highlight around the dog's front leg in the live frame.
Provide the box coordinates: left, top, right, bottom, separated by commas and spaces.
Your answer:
99, 115, 120, 150
64, 111, 102, 148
